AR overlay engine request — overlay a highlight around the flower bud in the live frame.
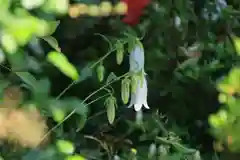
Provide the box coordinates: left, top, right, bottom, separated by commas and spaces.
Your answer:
105, 96, 116, 124
96, 64, 105, 82
121, 78, 130, 104
116, 41, 124, 65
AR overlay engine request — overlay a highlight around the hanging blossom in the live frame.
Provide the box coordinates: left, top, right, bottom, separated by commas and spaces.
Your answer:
121, 0, 151, 25
128, 44, 150, 111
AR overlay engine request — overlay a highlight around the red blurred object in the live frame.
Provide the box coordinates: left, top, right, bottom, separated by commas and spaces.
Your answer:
121, 0, 151, 25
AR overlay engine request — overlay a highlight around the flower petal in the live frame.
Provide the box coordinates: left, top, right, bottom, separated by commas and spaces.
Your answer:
129, 46, 145, 73
134, 103, 142, 111
143, 101, 150, 109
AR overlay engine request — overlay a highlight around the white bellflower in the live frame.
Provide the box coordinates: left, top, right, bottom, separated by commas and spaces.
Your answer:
128, 44, 150, 111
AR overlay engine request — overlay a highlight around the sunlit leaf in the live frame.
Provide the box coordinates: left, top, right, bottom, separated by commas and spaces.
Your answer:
46, 21, 60, 36
65, 155, 86, 160
56, 140, 75, 154
51, 107, 66, 122
41, 36, 61, 52
21, 0, 45, 9
1, 31, 18, 54
232, 35, 240, 56
47, 51, 79, 80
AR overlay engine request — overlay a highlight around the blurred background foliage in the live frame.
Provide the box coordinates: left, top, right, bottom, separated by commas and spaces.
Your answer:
0, 0, 239, 160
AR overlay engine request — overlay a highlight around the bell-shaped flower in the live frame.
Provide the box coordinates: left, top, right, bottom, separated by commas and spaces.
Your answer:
128, 43, 149, 111
129, 44, 145, 73
128, 75, 149, 111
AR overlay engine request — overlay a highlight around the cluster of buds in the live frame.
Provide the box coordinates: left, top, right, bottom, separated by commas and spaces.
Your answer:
68, 1, 127, 18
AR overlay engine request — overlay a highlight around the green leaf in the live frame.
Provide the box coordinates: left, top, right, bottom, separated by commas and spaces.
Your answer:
46, 21, 60, 36
0, 31, 18, 54
47, 51, 79, 80
32, 78, 51, 107
77, 64, 93, 83
7, 50, 27, 70
0, 79, 10, 101
15, 72, 37, 91
61, 98, 88, 116
41, 36, 61, 52
172, 142, 196, 154
22, 147, 57, 160
65, 155, 86, 160
105, 72, 118, 84
77, 115, 87, 132
232, 35, 240, 56
56, 140, 75, 155
51, 107, 66, 123
175, 57, 199, 71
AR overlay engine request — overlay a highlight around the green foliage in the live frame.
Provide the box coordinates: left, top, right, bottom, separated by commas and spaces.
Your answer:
0, 0, 239, 160
47, 51, 79, 80
209, 39, 240, 152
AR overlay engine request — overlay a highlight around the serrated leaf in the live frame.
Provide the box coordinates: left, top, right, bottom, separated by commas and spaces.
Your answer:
47, 51, 79, 80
